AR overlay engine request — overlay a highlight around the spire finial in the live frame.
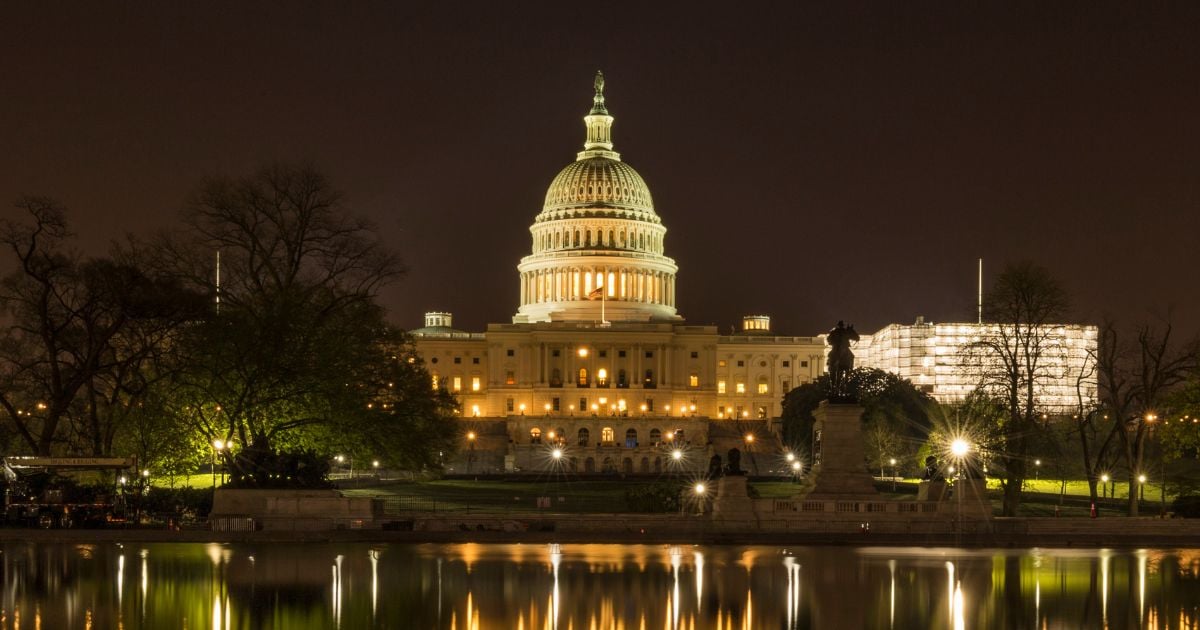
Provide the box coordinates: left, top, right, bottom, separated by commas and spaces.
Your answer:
590, 70, 608, 115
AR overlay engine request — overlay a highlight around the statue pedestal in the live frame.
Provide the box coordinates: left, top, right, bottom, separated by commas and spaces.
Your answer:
801, 401, 879, 498
711, 475, 756, 522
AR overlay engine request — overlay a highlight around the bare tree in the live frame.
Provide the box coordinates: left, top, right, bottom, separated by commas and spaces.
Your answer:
1069, 341, 1122, 508
961, 261, 1071, 516
1097, 320, 1198, 515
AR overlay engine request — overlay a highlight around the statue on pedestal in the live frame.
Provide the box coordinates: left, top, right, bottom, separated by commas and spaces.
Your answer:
707, 454, 723, 479
725, 448, 744, 476
826, 320, 859, 401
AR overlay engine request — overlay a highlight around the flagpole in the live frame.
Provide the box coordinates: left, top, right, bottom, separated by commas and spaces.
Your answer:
601, 280, 608, 326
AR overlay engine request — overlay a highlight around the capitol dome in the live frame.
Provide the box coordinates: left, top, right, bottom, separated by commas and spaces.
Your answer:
514, 73, 679, 325
539, 157, 657, 221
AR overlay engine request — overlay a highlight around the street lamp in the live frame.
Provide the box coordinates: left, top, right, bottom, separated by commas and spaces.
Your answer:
466, 431, 477, 474
671, 449, 683, 461
551, 448, 563, 460
889, 457, 898, 491
1034, 459, 1041, 482
1100, 473, 1110, 498
211, 439, 226, 489
1138, 474, 1147, 501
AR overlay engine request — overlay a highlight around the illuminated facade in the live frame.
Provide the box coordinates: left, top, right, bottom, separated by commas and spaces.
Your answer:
853, 317, 1099, 410
412, 74, 825, 473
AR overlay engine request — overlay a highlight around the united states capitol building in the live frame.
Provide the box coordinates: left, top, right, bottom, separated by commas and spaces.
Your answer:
411, 74, 1097, 474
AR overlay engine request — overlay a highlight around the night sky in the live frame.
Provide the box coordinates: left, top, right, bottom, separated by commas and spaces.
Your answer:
3, 2, 1197, 336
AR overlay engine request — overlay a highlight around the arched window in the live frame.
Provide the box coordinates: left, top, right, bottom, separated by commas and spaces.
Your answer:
601, 426, 615, 444
577, 368, 589, 387
640, 233, 645, 249
585, 457, 595, 472
578, 428, 590, 446
574, 231, 580, 247
596, 368, 608, 387
602, 457, 615, 473
650, 428, 662, 442
625, 428, 637, 447
644, 369, 656, 389
554, 232, 560, 248
608, 229, 614, 246
530, 427, 542, 443
585, 230, 591, 246
620, 231, 626, 247
556, 427, 566, 443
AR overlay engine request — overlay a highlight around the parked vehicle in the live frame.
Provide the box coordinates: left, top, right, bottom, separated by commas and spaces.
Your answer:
2, 457, 137, 528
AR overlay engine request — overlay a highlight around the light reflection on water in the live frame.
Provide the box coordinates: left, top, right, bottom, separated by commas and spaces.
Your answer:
0, 542, 1197, 628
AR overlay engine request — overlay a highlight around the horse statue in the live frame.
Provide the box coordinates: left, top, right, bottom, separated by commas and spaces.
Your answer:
826, 320, 859, 401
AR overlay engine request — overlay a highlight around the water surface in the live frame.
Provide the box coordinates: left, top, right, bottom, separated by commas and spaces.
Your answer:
1, 541, 1197, 628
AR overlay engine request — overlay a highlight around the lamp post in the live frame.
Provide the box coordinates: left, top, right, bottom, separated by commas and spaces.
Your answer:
889, 457, 898, 491
1100, 473, 1110, 499
466, 431, 477, 474
211, 439, 226, 490
950, 438, 970, 534
1034, 459, 1041, 482
1138, 474, 1147, 502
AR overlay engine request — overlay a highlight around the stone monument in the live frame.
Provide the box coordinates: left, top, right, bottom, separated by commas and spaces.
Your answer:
799, 321, 879, 498
712, 448, 757, 522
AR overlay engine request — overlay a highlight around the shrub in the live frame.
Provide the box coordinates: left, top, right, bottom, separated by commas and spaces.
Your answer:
1171, 495, 1200, 518
625, 482, 684, 513
224, 448, 333, 489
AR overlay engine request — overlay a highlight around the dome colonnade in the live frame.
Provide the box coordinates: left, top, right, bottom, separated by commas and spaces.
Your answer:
514, 72, 679, 323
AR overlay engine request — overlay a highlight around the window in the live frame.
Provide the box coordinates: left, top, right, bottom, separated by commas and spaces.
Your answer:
643, 369, 656, 388
650, 428, 662, 442
718, 380, 726, 394
597, 368, 608, 387
452, 377, 462, 391
737, 360, 744, 367
471, 377, 481, 392
718, 360, 727, 368
625, 428, 638, 447
577, 368, 589, 387
736, 382, 746, 394
645, 398, 654, 412
551, 368, 562, 387
689, 374, 699, 387
617, 369, 628, 388
599, 350, 607, 358
472, 357, 480, 365
530, 427, 542, 443
552, 349, 561, 357
506, 349, 515, 357
601, 427, 615, 444
757, 383, 769, 394
552, 397, 561, 411
579, 398, 588, 411
757, 406, 768, 419
506, 398, 514, 412
690, 351, 699, 359
645, 351, 654, 358
505, 371, 515, 385
454, 357, 462, 364
431, 374, 439, 389
736, 405, 745, 417
618, 350, 627, 357
431, 357, 439, 364
782, 379, 791, 392
801, 360, 809, 368
782, 360, 790, 368
578, 428, 590, 446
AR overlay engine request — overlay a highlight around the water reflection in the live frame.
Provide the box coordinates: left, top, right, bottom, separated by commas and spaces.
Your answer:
0, 542, 1197, 628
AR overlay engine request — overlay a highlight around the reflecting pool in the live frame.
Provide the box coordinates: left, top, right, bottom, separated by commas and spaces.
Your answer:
0, 542, 1197, 628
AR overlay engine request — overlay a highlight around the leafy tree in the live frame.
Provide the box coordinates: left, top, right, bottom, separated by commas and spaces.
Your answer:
150, 164, 457, 482
780, 367, 936, 472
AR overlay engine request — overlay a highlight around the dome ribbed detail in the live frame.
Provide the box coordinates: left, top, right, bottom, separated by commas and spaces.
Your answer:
540, 157, 655, 220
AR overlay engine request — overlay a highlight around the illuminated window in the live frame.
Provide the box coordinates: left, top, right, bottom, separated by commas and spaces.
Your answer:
530, 427, 541, 443
601, 427, 615, 444
718, 380, 726, 394
597, 368, 608, 386
452, 377, 462, 392
718, 360, 727, 368
431, 374, 439, 389
689, 374, 699, 387
505, 371, 515, 385
757, 383, 768, 394
736, 382, 745, 394
578, 368, 589, 386
757, 406, 767, 419
471, 377, 481, 392
578, 347, 589, 358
